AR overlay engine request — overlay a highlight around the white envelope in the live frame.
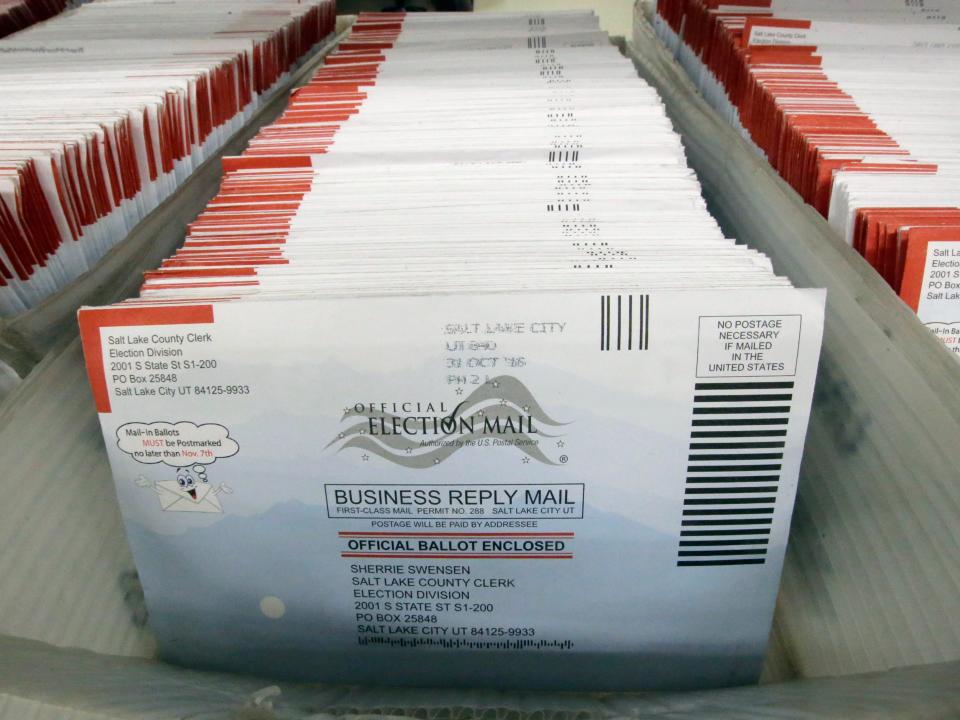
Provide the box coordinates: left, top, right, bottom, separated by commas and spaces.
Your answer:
154, 480, 222, 513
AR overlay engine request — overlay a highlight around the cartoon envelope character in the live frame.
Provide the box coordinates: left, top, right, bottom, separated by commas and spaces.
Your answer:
154, 480, 224, 513
136, 467, 231, 513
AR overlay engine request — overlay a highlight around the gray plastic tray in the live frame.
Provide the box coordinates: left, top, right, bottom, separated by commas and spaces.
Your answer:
0, 11, 957, 719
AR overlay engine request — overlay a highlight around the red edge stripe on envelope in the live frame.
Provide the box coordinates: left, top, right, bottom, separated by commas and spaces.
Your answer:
78, 305, 214, 414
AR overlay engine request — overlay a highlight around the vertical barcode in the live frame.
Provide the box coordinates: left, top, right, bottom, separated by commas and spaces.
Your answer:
548, 150, 580, 163
600, 294, 648, 351
676, 380, 795, 567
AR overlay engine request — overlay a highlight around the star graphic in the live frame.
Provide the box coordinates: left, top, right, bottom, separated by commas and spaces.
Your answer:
405, 448, 413, 454
433, 458, 440, 465
454, 387, 464, 396
499, 399, 508, 406
475, 409, 484, 417
342, 407, 351, 414
338, 432, 345, 439
361, 454, 369, 462
359, 429, 366, 435
522, 405, 530, 412
492, 381, 500, 388
557, 440, 565, 448
521, 457, 530, 464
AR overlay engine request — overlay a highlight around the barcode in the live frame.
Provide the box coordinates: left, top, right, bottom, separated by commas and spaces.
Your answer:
677, 380, 795, 567
549, 149, 580, 162
527, 35, 547, 49
599, 294, 649, 351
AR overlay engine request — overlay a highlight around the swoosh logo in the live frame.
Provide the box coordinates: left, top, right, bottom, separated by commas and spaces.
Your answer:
327, 376, 567, 468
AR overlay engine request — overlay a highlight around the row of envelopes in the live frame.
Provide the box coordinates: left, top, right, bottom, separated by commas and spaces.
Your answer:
0, 0, 336, 317
78, 11, 825, 690
135, 11, 798, 301
0, 0, 67, 40
654, 0, 960, 356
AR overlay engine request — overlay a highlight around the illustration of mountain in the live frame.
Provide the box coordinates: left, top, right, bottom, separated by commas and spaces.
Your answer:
123, 500, 772, 689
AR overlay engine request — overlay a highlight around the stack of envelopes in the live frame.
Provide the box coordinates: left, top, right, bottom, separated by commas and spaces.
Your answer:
78, 11, 826, 692
654, 0, 960, 355
0, 0, 336, 317
0, 0, 68, 40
